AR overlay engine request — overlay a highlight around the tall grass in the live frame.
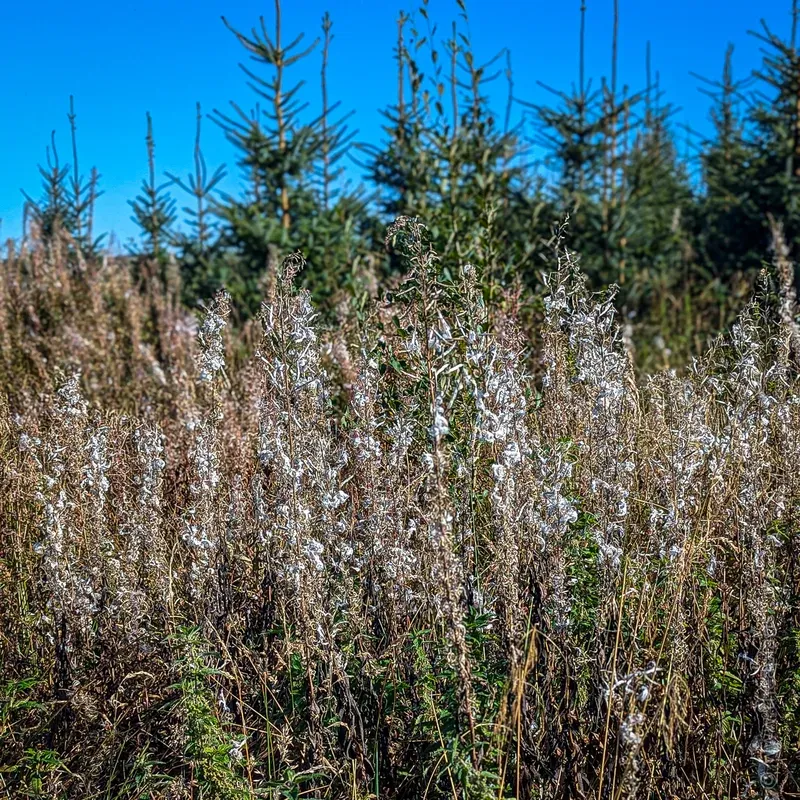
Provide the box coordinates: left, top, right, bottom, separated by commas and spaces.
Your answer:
1, 219, 799, 798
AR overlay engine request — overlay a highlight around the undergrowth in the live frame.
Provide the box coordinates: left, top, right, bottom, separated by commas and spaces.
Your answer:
1, 219, 799, 798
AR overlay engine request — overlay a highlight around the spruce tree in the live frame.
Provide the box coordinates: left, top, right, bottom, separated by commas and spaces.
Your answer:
23, 98, 103, 261
23, 132, 73, 244
528, 1, 626, 286
695, 44, 759, 279
297, 12, 378, 308
204, 0, 369, 316
746, 6, 800, 262
128, 112, 177, 260
359, 10, 438, 228
166, 103, 228, 309
620, 52, 693, 311
363, 1, 547, 295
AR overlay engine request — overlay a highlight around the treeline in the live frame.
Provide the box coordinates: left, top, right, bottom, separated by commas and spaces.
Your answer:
17, 0, 800, 362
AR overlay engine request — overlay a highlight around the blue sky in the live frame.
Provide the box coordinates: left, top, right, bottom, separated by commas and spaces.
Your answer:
0, 0, 792, 246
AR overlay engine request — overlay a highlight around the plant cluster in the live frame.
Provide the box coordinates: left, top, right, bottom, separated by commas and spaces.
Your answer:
1, 217, 799, 798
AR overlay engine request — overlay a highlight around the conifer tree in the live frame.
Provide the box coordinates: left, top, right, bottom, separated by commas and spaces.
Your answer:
439, 5, 544, 286
364, 1, 547, 295
530, 1, 696, 314
620, 51, 693, 310
695, 45, 759, 279
205, 1, 368, 316
297, 12, 377, 308
167, 103, 228, 308
359, 10, 437, 227
207, 1, 320, 315
692, 3, 800, 286
128, 113, 177, 260
23, 98, 103, 260
23, 132, 73, 244
65, 97, 104, 258
528, 1, 624, 285
745, 5, 800, 260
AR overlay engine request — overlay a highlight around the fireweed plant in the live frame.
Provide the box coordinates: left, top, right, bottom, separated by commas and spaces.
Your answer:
1, 218, 800, 799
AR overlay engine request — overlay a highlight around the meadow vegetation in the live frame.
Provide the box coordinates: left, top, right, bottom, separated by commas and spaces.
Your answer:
3, 1, 800, 797
0, 216, 799, 797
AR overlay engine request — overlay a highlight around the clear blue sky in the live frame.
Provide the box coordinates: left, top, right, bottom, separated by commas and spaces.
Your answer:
0, 0, 792, 246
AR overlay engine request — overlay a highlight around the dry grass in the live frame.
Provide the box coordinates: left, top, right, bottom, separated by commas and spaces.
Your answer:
1, 219, 799, 799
